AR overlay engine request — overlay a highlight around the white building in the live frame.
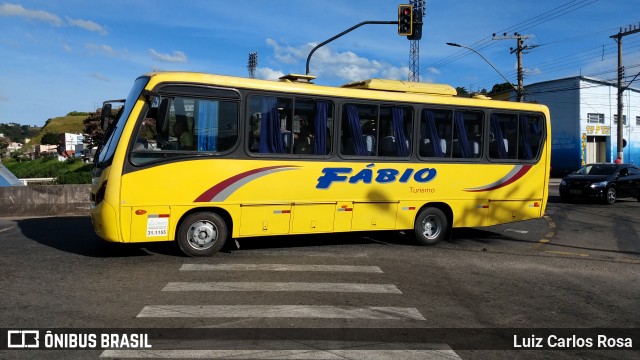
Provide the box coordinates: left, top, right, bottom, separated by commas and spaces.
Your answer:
58, 133, 84, 160
521, 76, 640, 177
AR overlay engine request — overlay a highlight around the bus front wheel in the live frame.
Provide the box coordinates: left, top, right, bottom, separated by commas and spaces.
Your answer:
177, 212, 227, 257
414, 207, 448, 245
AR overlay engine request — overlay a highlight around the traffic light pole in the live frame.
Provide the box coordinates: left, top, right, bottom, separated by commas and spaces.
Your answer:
305, 20, 397, 76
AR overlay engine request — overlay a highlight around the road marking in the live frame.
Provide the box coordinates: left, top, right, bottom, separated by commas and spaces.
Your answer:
101, 349, 461, 359
505, 229, 528, 234
544, 250, 589, 257
163, 282, 402, 294
180, 264, 383, 273
0, 226, 14, 234
137, 305, 426, 320
238, 250, 369, 257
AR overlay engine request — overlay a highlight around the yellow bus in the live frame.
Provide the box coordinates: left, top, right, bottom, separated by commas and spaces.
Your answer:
90, 72, 550, 256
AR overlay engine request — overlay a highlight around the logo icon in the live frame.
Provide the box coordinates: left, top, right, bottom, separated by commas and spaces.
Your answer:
7, 330, 40, 348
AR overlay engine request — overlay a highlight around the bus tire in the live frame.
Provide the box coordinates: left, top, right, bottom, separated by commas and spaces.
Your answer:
176, 212, 227, 257
414, 207, 448, 246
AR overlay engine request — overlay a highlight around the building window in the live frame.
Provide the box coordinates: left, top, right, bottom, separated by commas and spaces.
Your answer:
636, 116, 640, 126
613, 114, 627, 125
587, 113, 604, 124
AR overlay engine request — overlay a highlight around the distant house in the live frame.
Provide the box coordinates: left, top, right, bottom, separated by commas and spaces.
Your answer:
498, 76, 640, 177
57, 133, 84, 161
35, 144, 58, 157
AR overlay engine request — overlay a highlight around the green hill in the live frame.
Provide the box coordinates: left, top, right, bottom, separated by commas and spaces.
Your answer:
24, 115, 87, 150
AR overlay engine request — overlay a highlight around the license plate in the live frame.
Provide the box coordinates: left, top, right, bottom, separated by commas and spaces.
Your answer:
570, 189, 582, 194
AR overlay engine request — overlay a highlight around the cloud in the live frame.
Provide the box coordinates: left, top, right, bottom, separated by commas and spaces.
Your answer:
66, 17, 108, 35
86, 43, 117, 57
149, 49, 187, 63
256, 67, 285, 81
90, 73, 109, 82
427, 67, 441, 75
0, 4, 108, 35
265, 38, 409, 82
0, 3, 63, 26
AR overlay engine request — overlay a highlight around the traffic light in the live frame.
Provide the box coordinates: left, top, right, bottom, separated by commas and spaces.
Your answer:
408, 8, 423, 41
398, 4, 413, 36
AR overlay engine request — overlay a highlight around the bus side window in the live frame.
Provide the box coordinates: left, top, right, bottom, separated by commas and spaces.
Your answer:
341, 103, 377, 157
451, 110, 483, 159
378, 106, 412, 157
420, 108, 452, 158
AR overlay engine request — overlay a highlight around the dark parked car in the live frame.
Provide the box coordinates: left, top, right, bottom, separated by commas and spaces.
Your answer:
559, 163, 640, 205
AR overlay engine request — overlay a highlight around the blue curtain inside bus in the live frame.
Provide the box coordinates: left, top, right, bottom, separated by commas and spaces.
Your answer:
520, 115, 532, 160
491, 114, 507, 159
314, 101, 328, 155
391, 107, 409, 157
454, 112, 471, 158
346, 105, 367, 156
423, 111, 444, 157
197, 100, 218, 152
260, 97, 284, 153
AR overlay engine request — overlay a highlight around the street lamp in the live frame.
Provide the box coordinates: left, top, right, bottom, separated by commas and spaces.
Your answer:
446, 42, 520, 100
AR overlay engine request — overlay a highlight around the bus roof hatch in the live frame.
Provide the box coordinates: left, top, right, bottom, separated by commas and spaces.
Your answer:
279, 74, 317, 83
342, 78, 457, 96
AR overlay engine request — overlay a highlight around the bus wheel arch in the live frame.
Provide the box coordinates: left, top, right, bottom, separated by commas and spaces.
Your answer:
175, 207, 232, 257
414, 203, 452, 246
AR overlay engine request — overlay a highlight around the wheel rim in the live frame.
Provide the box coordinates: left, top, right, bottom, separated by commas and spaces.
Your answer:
421, 214, 442, 239
186, 220, 218, 250
607, 188, 616, 204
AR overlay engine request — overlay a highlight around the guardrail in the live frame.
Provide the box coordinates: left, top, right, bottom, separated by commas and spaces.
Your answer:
18, 178, 56, 186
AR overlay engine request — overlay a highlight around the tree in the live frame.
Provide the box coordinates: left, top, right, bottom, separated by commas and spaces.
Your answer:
455, 87, 469, 97
489, 82, 515, 95
0, 136, 9, 153
41, 132, 61, 145
82, 110, 104, 149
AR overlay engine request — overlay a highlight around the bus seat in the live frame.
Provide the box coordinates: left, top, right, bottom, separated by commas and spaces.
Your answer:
440, 139, 447, 155
364, 135, 375, 155
472, 140, 480, 157
380, 136, 396, 155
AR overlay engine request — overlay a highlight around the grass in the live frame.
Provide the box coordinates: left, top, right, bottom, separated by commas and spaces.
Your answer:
3, 157, 92, 183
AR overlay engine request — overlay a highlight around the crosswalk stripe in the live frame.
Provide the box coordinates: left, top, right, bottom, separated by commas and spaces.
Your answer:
180, 264, 383, 273
101, 349, 462, 359
137, 305, 425, 320
162, 282, 402, 294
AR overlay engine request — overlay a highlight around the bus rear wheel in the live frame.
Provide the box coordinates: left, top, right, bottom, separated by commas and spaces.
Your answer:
177, 212, 227, 257
414, 207, 448, 245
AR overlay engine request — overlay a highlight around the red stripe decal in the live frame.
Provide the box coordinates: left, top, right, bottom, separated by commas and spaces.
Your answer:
194, 166, 296, 202
466, 165, 532, 192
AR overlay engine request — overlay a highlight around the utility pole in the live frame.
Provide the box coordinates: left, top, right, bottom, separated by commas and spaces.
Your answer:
492, 32, 537, 102
408, 0, 426, 82
610, 24, 640, 163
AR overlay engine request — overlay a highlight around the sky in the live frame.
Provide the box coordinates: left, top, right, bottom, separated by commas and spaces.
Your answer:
1, 0, 639, 127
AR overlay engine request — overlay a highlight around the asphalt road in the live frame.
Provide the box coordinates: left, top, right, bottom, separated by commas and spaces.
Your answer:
0, 186, 638, 359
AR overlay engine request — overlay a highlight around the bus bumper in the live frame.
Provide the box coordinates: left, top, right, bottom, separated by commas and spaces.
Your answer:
90, 200, 121, 243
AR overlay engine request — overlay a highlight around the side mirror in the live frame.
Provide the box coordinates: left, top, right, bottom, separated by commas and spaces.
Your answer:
100, 103, 112, 131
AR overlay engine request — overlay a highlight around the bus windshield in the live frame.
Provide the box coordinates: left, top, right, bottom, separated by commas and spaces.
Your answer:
96, 77, 149, 167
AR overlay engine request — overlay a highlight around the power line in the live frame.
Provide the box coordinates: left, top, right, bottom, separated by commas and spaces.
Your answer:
424, 0, 599, 72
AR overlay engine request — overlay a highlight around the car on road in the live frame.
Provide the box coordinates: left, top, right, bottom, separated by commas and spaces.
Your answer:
559, 163, 640, 205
